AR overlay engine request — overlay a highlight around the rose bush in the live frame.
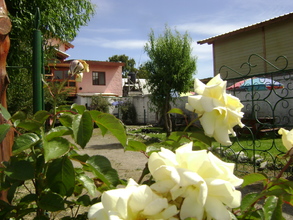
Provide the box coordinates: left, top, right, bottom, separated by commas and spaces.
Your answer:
1, 70, 293, 219
185, 74, 244, 146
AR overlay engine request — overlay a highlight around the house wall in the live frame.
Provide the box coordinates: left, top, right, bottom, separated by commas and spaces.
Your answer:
214, 19, 293, 79
76, 61, 123, 97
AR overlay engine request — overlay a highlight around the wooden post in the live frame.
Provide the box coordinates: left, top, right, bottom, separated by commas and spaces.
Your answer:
0, 0, 13, 202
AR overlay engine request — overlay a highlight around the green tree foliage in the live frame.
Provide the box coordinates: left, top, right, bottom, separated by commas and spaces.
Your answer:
90, 95, 111, 113
144, 26, 196, 135
108, 54, 137, 78
136, 63, 150, 79
5, 0, 95, 115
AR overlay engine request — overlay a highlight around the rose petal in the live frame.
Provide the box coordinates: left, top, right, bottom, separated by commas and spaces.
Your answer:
88, 203, 108, 220
205, 196, 231, 220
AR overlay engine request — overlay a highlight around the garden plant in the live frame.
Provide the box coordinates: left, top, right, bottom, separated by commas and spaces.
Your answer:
0, 64, 292, 219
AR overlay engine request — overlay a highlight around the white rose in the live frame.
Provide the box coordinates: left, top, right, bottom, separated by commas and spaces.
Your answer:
185, 74, 244, 146
148, 142, 243, 220
88, 178, 178, 220
278, 128, 293, 151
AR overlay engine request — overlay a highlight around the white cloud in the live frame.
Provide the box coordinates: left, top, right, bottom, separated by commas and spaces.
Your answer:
192, 43, 212, 61
73, 37, 146, 50
176, 22, 242, 36
82, 28, 130, 34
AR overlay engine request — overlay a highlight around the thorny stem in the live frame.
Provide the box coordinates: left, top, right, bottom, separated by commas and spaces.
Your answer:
276, 154, 293, 179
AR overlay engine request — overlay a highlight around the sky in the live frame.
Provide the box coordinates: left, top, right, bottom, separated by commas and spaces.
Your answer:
68, 0, 293, 79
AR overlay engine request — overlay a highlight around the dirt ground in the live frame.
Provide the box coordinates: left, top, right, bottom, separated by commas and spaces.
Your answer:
76, 129, 149, 182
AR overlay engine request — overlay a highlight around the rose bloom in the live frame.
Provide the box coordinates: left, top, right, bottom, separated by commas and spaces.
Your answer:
278, 128, 293, 151
88, 178, 178, 220
148, 142, 243, 220
185, 74, 244, 146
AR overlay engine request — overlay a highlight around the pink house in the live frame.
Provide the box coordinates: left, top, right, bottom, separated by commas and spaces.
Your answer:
46, 40, 125, 106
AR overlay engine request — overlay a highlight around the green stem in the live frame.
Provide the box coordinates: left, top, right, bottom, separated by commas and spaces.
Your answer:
276, 154, 293, 179
173, 116, 201, 149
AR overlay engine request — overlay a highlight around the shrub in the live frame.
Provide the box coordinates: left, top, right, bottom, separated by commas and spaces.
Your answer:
90, 95, 111, 113
120, 101, 137, 124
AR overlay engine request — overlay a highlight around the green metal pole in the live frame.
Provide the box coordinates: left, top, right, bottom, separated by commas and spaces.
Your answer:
32, 8, 43, 113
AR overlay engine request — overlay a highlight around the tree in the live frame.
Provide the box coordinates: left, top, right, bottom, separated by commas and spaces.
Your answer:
136, 63, 150, 79
108, 54, 136, 78
5, 0, 95, 115
144, 26, 196, 136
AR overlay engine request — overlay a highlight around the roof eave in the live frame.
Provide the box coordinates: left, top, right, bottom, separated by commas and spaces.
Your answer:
197, 12, 293, 45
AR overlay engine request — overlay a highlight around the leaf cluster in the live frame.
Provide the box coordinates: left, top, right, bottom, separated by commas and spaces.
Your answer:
0, 104, 130, 219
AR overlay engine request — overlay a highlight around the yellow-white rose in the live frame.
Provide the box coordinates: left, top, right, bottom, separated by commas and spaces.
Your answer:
278, 128, 293, 151
148, 142, 243, 220
185, 74, 244, 146
88, 178, 178, 220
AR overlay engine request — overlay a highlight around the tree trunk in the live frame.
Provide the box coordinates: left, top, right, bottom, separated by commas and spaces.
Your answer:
163, 95, 172, 137
0, 0, 13, 202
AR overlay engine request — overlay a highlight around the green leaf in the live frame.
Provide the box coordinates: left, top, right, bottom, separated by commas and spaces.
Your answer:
46, 157, 75, 197
56, 105, 72, 113
38, 192, 65, 211
72, 111, 93, 148
76, 194, 91, 206
59, 114, 74, 127
91, 111, 127, 147
12, 133, 40, 155
240, 192, 260, 213
0, 104, 11, 120
168, 108, 185, 115
68, 150, 90, 163
0, 124, 11, 143
283, 194, 293, 206
90, 110, 107, 134
43, 137, 70, 162
189, 131, 213, 147
125, 139, 147, 152
86, 155, 120, 188
45, 126, 72, 141
5, 160, 34, 180
262, 196, 280, 220
33, 110, 50, 124
11, 111, 26, 122
76, 172, 97, 197
71, 103, 86, 114
16, 121, 42, 133
19, 194, 37, 206
242, 173, 267, 188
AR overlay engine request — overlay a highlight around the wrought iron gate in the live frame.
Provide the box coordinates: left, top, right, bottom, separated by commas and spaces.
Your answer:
218, 54, 293, 176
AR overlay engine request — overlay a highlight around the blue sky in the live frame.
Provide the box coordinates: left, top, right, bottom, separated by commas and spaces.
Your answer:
68, 0, 293, 79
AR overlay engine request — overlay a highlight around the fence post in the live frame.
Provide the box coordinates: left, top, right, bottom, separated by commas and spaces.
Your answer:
32, 8, 44, 113
0, 0, 14, 202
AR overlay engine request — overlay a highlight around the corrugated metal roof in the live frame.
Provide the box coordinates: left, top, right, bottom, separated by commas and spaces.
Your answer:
197, 12, 293, 45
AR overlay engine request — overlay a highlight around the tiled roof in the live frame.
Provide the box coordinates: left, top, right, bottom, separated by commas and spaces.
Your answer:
197, 12, 293, 45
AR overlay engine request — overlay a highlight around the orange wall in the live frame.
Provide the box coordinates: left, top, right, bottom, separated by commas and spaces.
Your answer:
76, 61, 123, 97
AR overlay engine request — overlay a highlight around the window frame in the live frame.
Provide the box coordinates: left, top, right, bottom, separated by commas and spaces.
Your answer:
92, 71, 106, 85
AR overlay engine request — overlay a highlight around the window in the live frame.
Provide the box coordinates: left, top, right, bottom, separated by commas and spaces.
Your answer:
93, 72, 106, 85
49, 70, 76, 87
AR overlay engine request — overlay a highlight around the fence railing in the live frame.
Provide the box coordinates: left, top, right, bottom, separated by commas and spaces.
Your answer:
218, 54, 293, 176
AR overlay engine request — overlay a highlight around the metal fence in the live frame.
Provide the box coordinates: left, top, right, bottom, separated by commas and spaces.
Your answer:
218, 54, 293, 176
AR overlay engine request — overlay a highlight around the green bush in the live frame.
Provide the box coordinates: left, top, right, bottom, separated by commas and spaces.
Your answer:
90, 95, 111, 113
120, 101, 137, 124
